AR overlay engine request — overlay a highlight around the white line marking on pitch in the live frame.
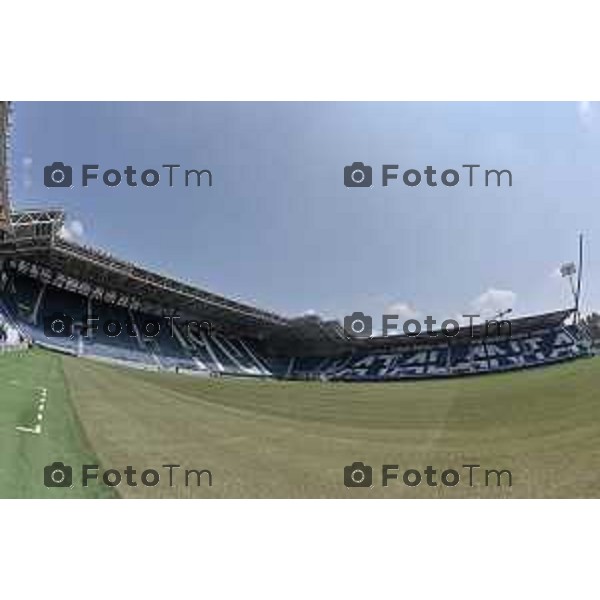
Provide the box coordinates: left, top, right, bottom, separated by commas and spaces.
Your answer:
15, 425, 41, 435
16, 388, 47, 435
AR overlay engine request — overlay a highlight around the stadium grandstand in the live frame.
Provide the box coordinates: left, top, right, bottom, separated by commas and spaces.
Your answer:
0, 101, 594, 378
0, 209, 592, 379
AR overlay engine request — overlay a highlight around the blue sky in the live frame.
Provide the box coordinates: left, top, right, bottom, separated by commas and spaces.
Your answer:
10, 102, 600, 323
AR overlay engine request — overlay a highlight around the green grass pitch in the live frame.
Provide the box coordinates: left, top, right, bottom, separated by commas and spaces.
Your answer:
1, 348, 600, 498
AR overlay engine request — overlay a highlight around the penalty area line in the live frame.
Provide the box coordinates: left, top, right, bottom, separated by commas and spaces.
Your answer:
15, 425, 41, 435
15, 387, 47, 435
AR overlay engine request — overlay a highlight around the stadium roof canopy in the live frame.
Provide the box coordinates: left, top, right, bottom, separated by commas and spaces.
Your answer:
0, 209, 349, 346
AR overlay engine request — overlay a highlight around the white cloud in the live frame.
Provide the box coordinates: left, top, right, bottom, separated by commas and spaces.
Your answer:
59, 220, 85, 242
578, 101, 593, 128
385, 301, 420, 320
470, 288, 516, 317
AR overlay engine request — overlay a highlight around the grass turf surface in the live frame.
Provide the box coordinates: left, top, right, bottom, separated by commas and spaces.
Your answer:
2, 348, 600, 498
0, 349, 114, 498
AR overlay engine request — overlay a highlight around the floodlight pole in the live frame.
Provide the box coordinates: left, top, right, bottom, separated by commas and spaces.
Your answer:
494, 308, 513, 320
574, 233, 584, 324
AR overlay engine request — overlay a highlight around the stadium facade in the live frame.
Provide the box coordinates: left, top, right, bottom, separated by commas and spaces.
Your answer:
0, 101, 593, 378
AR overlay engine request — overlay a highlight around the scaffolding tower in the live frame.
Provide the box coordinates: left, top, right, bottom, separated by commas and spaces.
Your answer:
0, 101, 12, 236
